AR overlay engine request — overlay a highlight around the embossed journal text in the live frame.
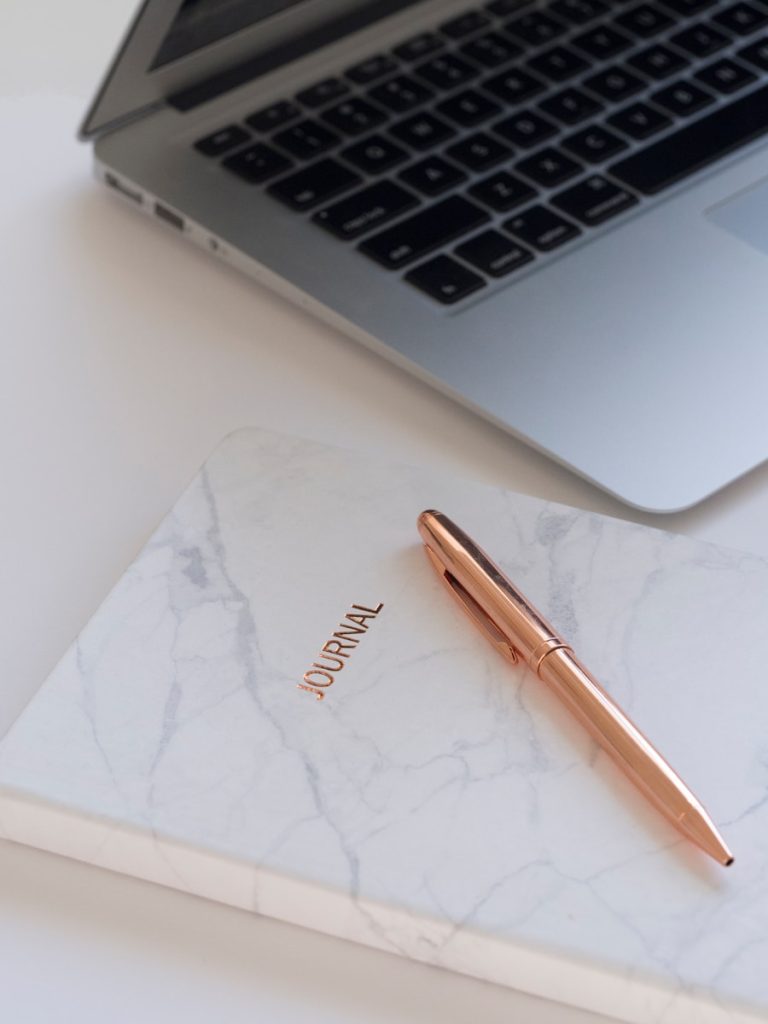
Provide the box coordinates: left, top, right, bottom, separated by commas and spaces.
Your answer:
299, 603, 384, 700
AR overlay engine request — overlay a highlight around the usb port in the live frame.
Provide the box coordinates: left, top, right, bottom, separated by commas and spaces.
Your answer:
104, 172, 142, 204
154, 202, 185, 231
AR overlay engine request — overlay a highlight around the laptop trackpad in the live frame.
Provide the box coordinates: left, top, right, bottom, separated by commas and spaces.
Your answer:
707, 177, 768, 256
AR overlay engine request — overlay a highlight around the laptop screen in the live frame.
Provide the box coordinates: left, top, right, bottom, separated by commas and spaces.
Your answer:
81, 0, 422, 138
153, 0, 312, 68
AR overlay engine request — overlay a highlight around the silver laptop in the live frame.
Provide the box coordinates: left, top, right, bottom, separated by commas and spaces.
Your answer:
82, 0, 768, 512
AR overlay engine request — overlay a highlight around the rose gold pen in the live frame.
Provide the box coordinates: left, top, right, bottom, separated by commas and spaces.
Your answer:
418, 510, 733, 867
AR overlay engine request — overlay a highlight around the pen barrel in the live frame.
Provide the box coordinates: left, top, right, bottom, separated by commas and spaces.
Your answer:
417, 511, 731, 864
417, 512, 571, 662
535, 647, 719, 850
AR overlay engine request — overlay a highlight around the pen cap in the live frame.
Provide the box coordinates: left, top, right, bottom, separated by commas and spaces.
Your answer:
418, 511, 568, 670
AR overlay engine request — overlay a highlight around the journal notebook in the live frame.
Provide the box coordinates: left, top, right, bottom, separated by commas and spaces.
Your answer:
1, 429, 767, 1024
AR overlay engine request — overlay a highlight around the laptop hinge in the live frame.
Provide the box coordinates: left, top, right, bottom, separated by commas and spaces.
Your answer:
82, 100, 168, 140
169, 0, 416, 112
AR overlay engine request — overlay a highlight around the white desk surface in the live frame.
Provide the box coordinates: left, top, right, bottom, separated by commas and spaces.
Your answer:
3, 3, 768, 1021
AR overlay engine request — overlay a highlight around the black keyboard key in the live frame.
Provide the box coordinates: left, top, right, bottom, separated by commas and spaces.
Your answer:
441, 11, 492, 38
738, 35, 768, 69
222, 142, 292, 183
494, 109, 558, 147
246, 100, 300, 132
297, 77, 349, 108
390, 111, 456, 149
470, 170, 537, 211
629, 43, 690, 79
572, 25, 632, 59
322, 97, 387, 136
361, 195, 489, 268
446, 132, 512, 172
608, 102, 671, 139
346, 54, 399, 84
517, 146, 583, 186
652, 79, 715, 116
456, 229, 535, 276
195, 124, 250, 157
313, 180, 418, 239
393, 32, 444, 62
551, 174, 638, 224
671, 22, 730, 58
341, 134, 408, 174
615, 4, 675, 38
399, 156, 467, 195
273, 119, 339, 159
551, 0, 609, 24
663, 0, 715, 12
507, 11, 567, 45
695, 57, 757, 93
268, 158, 361, 210
405, 255, 485, 304
484, 68, 546, 104
528, 45, 589, 81
460, 31, 522, 67
415, 53, 479, 89
714, 2, 768, 35
437, 89, 502, 127
562, 124, 628, 160
485, 0, 529, 14
368, 75, 433, 113
583, 66, 645, 101
503, 204, 581, 250
540, 87, 603, 124
609, 83, 768, 194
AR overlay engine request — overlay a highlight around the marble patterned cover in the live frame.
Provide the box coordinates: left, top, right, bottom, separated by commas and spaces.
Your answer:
1, 428, 767, 1024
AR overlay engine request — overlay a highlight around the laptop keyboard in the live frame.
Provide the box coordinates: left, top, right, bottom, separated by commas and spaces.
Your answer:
193, 0, 768, 305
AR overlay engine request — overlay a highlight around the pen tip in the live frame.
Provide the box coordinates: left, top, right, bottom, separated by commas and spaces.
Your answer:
678, 811, 733, 867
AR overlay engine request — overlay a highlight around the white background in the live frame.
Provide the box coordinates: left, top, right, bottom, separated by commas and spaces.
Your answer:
2, 2, 767, 1021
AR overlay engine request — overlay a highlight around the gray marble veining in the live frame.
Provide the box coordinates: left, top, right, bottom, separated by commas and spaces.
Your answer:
1, 428, 767, 1023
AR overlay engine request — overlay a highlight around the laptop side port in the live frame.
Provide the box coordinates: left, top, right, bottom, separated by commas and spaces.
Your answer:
104, 172, 143, 204
154, 203, 185, 231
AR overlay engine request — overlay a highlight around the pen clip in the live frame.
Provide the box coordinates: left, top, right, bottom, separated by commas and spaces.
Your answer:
424, 545, 519, 665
